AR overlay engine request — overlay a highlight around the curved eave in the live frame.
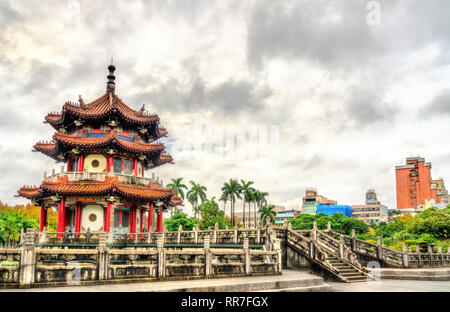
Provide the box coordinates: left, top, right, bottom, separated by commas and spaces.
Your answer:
148, 154, 174, 169
45, 93, 160, 129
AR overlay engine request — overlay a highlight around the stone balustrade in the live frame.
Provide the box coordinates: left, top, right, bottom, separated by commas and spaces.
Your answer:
0, 227, 281, 288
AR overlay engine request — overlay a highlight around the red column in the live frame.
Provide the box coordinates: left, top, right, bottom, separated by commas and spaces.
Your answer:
141, 162, 145, 177
104, 200, 112, 233
57, 197, 66, 237
39, 201, 46, 232
121, 158, 124, 173
148, 202, 154, 232
140, 207, 144, 232
156, 207, 163, 232
78, 153, 84, 172
107, 155, 113, 172
75, 203, 82, 233
67, 156, 72, 172
133, 157, 138, 176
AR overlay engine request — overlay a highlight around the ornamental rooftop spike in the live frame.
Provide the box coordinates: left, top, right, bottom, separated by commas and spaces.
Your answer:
106, 61, 116, 93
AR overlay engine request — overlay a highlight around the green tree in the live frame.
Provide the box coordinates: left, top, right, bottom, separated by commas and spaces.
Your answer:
0, 211, 39, 244
197, 197, 231, 230
240, 180, 254, 228
186, 181, 207, 219
221, 179, 241, 226
259, 205, 276, 226
407, 207, 450, 239
163, 213, 197, 231
167, 177, 188, 200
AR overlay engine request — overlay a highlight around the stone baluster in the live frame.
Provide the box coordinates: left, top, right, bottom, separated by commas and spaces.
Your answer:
39, 227, 48, 245
312, 221, 318, 242
194, 224, 199, 244
177, 224, 182, 244
376, 237, 383, 261
19, 228, 37, 286
256, 227, 261, 244
428, 245, 433, 266
213, 223, 218, 244
402, 244, 409, 268
438, 246, 443, 266
351, 229, 357, 251
416, 245, 422, 268
147, 228, 152, 244
157, 235, 165, 278
98, 232, 108, 280
234, 228, 238, 244
339, 235, 345, 259
327, 222, 332, 232
204, 235, 212, 276
243, 236, 251, 275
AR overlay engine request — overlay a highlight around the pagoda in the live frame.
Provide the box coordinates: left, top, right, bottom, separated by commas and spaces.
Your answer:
17, 63, 182, 235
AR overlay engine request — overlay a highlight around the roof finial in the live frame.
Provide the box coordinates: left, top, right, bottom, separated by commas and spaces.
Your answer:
106, 59, 116, 93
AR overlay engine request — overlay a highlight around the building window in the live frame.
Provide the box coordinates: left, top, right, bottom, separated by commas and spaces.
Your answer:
114, 158, 122, 173
124, 159, 132, 175
71, 157, 78, 172
114, 209, 130, 228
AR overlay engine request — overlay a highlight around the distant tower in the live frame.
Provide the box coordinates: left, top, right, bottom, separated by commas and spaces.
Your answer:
365, 189, 379, 204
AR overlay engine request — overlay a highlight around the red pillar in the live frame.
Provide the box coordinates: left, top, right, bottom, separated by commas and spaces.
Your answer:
141, 162, 145, 177
140, 207, 144, 232
156, 207, 163, 232
78, 153, 84, 172
107, 155, 113, 172
39, 201, 46, 232
104, 200, 112, 233
133, 157, 138, 176
75, 203, 82, 233
57, 197, 66, 237
67, 156, 72, 172
148, 202, 154, 232
130, 206, 136, 233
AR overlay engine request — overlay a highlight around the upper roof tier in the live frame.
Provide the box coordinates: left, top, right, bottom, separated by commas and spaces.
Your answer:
44, 65, 167, 141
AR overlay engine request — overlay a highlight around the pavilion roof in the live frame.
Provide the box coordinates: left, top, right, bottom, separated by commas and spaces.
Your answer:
17, 176, 182, 207
33, 132, 169, 163
45, 92, 161, 128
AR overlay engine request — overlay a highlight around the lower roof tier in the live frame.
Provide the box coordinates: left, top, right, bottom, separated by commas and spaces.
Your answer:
17, 175, 183, 207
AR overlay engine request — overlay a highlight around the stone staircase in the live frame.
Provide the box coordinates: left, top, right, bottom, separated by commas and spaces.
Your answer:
325, 256, 367, 283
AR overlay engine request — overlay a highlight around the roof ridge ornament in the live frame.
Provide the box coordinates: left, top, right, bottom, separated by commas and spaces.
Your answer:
106, 60, 116, 94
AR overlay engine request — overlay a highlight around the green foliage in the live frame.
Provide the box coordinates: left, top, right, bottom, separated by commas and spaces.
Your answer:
406, 207, 450, 239
166, 177, 188, 200
289, 212, 368, 235
0, 210, 39, 244
197, 197, 231, 230
163, 213, 197, 231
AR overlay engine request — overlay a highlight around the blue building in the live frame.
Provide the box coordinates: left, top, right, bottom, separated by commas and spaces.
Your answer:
316, 203, 352, 217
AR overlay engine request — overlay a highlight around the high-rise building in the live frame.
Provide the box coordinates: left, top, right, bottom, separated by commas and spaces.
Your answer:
352, 189, 389, 224
395, 157, 448, 210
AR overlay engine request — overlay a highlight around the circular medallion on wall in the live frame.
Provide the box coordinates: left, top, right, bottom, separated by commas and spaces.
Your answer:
91, 159, 100, 168
89, 213, 97, 222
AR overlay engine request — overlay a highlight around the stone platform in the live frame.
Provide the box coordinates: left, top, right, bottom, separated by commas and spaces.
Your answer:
370, 268, 450, 281
1, 270, 331, 292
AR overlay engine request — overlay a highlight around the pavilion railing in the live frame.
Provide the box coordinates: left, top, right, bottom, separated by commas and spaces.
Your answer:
0, 226, 281, 287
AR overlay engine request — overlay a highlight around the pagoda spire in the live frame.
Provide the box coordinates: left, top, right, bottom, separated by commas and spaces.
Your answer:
106, 59, 116, 93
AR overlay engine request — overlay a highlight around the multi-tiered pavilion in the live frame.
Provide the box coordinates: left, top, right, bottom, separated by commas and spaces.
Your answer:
17, 64, 182, 235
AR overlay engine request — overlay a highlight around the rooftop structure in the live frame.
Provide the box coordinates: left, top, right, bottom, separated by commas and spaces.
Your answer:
17, 64, 182, 235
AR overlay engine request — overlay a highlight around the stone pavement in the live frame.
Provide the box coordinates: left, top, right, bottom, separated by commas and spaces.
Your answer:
328, 279, 450, 292
1, 270, 328, 292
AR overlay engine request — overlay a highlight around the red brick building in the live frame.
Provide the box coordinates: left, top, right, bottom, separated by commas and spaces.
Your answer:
395, 157, 447, 209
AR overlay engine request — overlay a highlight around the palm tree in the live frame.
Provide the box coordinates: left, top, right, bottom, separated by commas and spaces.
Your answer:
259, 205, 276, 226
221, 179, 242, 226
167, 177, 188, 199
186, 181, 207, 219
167, 177, 188, 216
240, 180, 254, 228
251, 190, 269, 227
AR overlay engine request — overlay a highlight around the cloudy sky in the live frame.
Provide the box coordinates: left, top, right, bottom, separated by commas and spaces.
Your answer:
1, 0, 450, 214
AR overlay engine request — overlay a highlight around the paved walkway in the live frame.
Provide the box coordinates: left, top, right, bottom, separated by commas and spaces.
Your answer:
328, 279, 450, 292
1, 270, 320, 292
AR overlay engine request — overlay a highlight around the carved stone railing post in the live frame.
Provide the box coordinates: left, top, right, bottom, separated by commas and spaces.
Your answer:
351, 229, 357, 251
376, 237, 384, 261
234, 228, 238, 244
312, 221, 317, 242
402, 244, 409, 268
243, 236, 251, 275
194, 225, 199, 244
162, 226, 167, 244
256, 228, 261, 244
416, 245, 422, 268
177, 224, 182, 244
98, 232, 108, 280
213, 223, 218, 244
204, 235, 212, 276
19, 228, 37, 286
438, 246, 443, 266
327, 222, 332, 232
157, 235, 165, 278
147, 228, 152, 244
339, 235, 345, 259
39, 227, 48, 245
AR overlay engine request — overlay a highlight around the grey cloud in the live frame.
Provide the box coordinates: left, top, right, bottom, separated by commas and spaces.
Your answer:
420, 89, 450, 118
